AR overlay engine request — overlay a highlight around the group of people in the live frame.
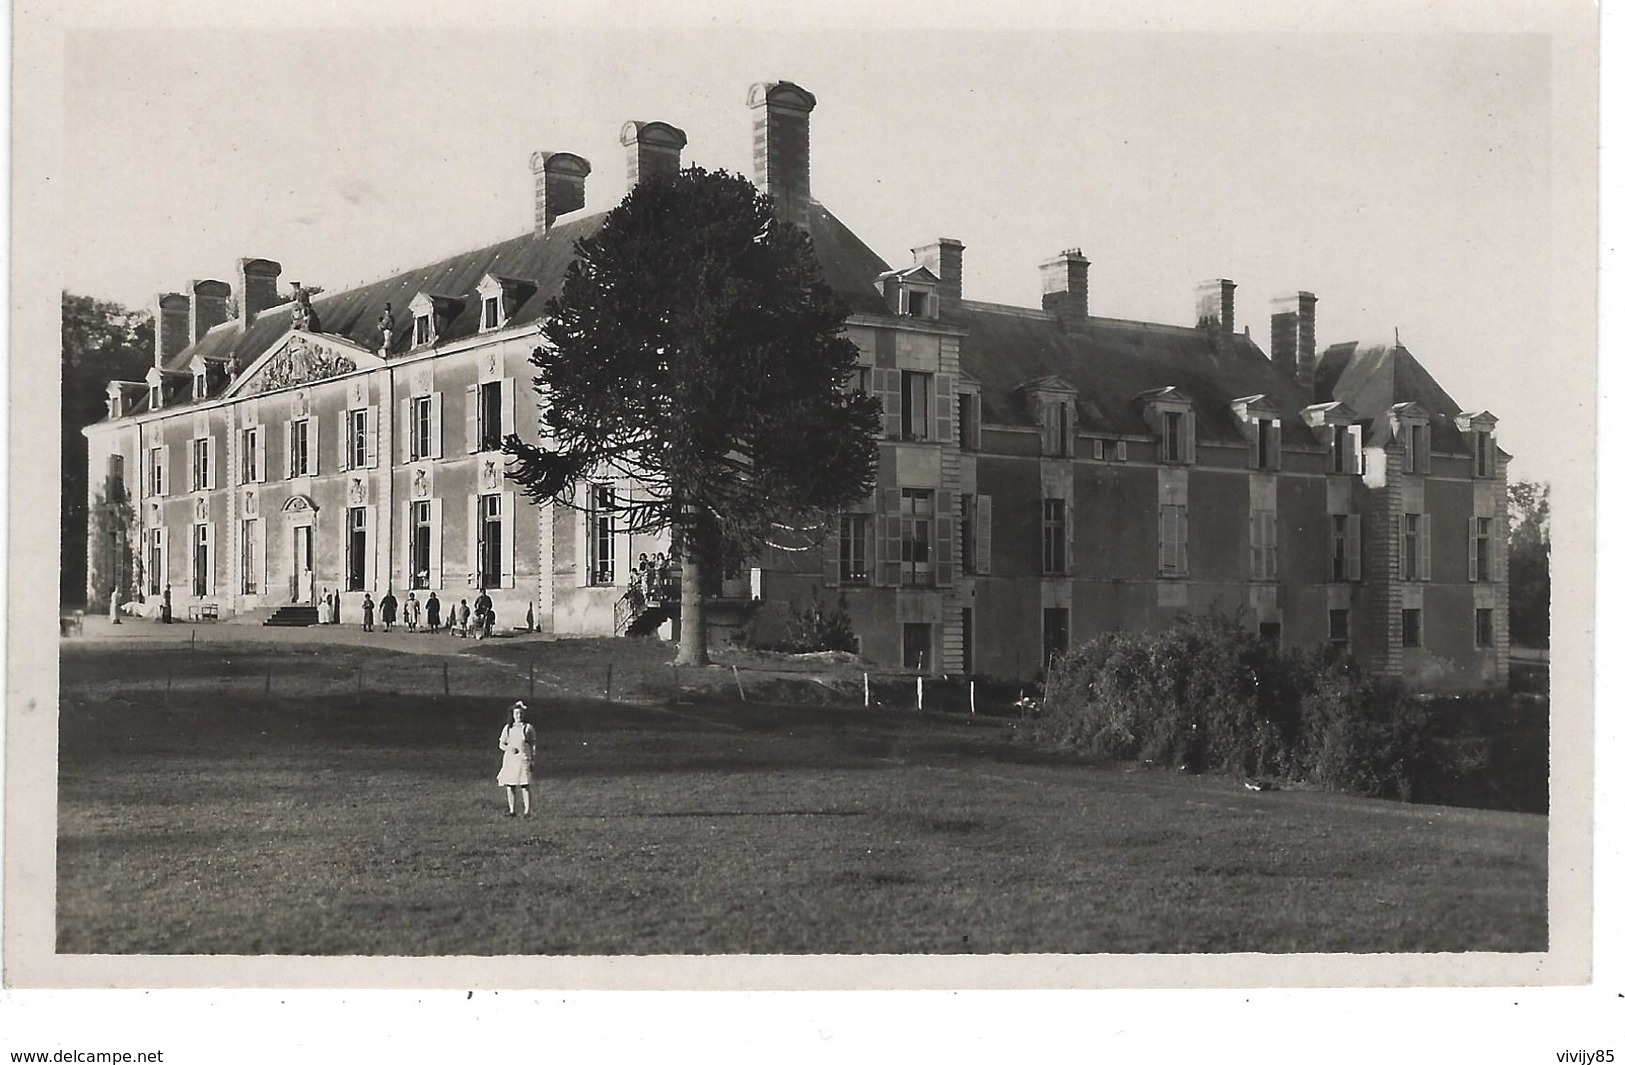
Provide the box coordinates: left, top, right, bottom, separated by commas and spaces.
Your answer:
634, 552, 675, 599
316, 588, 499, 638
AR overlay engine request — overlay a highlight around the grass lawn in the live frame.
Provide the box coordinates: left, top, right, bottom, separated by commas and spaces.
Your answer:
57, 639, 1547, 955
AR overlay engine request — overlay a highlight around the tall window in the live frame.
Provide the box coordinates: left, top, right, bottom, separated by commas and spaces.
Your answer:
1158, 503, 1189, 577
1332, 514, 1350, 581
1404, 422, 1428, 473
1255, 418, 1276, 470
107, 454, 125, 497
1042, 498, 1067, 575
478, 493, 503, 589
900, 371, 931, 441
961, 494, 975, 575
1475, 608, 1494, 648
1041, 402, 1070, 457
839, 514, 869, 584
1161, 410, 1185, 463
191, 437, 211, 492
1330, 425, 1353, 474
589, 485, 615, 585
288, 418, 310, 477
1402, 512, 1430, 581
1402, 608, 1422, 648
483, 297, 500, 330
192, 523, 210, 597
410, 501, 432, 590
1474, 431, 1494, 478
346, 507, 367, 592
414, 314, 431, 346
478, 380, 504, 452
240, 427, 259, 484
147, 528, 164, 595
1250, 509, 1277, 580
900, 488, 934, 586
1328, 608, 1350, 655
1472, 516, 1494, 582
958, 394, 979, 451
347, 408, 369, 469
240, 519, 258, 595
410, 396, 433, 461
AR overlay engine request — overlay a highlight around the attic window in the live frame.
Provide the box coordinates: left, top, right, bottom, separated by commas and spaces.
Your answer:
1040, 400, 1071, 457
1161, 410, 1188, 463
483, 297, 500, 331
193, 371, 207, 401
906, 290, 928, 318
897, 285, 936, 320
1473, 430, 1494, 478
414, 314, 432, 347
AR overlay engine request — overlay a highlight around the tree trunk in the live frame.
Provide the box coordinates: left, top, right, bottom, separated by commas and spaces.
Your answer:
674, 551, 709, 666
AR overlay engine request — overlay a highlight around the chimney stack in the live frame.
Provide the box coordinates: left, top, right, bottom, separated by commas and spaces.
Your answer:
747, 81, 817, 228
236, 258, 283, 326
1271, 291, 1318, 390
619, 121, 687, 190
912, 239, 964, 303
529, 152, 592, 234
1195, 278, 1237, 355
154, 292, 190, 366
190, 279, 232, 344
1040, 250, 1090, 331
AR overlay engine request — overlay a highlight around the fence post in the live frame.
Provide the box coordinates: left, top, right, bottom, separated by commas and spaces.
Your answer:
970, 679, 976, 715
732, 665, 745, 702
863, 672, 870, 708
916, 676, 924, 712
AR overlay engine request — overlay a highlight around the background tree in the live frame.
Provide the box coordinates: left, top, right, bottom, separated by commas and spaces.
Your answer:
62, 292, 153, 607
505, 166, 881, 665
1507, 479, 1550, 650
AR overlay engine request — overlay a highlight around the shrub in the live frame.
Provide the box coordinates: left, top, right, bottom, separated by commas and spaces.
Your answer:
1022, 609, 1445, 800
779, 592, 859, 654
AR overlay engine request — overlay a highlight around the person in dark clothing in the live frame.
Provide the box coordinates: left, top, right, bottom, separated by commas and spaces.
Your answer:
380, 590, 398, 633
161, 584, 172, 624
426, 591, 441, 634
361, 593, 375, 632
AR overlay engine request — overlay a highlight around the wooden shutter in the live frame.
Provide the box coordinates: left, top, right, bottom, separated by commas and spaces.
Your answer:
403, 501, 415, 590
366, 405, 380, 469
429, 393, 444, 460
1064, 497, 1074, 576
500, 377, 517, 441
1468, 516, 1480, 582
1092, 439, 1104, 461
429, 498, 444, 590
881, 488, 902, 586
1250, 511, 1263, 579
308, 416, 321, 476
338, 412, 351, 472
935, 489, 955, 587
500, 490, 516, 588
879, 369, 902, 440
1115, 440, 1127, 463
466, 384, 480, 453
205, 437, 218, 489
468, 495, 480, 589
975, 495, 992, 575
967, 394, 982, 451
935, 374, 954, 445
158, 445, 170, 495
400, 399, 413, 462
1178, 507, 1190, 575
284, 422, 294, 479
363, 505, 378, 591
202, 522, 215, 595
1419, 513, 1432, 581
1160, 505, 1177, 575
823, 515, 841, 587
1182, 411, 1196, 464
1347, 515, 1361, 581
1246, 421, 1261, 470
1420, 424, 1432, 474
253, 430, 266, 484
1264, 512, 1277, 579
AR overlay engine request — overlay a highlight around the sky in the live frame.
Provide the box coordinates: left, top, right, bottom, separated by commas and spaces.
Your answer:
60, 26, 1578, 484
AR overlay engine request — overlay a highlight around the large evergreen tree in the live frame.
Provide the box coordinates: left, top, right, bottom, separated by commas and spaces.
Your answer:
1507, 479, 1550, 650
504, 167, 881, 665
62, 292, 153, 607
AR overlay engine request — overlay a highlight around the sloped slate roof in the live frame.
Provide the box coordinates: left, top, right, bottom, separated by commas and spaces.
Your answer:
1314, 340, 1469, 453
957, 306, 1320, 447
128, 199, 893, 419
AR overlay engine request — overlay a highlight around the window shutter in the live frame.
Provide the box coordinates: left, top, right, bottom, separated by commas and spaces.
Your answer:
1468, 516, 1480, 582
1420, 424, 1432, 474
968, 394, 982, 451
1250, 511, 1262, 579
203, 522, 215, 595
1064, 498, 1074, 576
501, 490, 516, 588
159, 445, 170, 495
935, 374, 954, 445
468, 495, 480, 590
1092, 439, 1104, 461
1420, 513, 1432, 581
257, 518, 268, 593
254, 430, 266, 484
823, 516, 841, 588
366, 405, 380, 469
466, 384, 480, 453
1265, 512, 1277, 579
1115, 440, 1127, 462
284, 422, 294, 479
403, 501, 414, 590
429, 498, 444, 591
1246, 421, 1260, 470
308, 416, 321, 476
205, 438, 217, 489
879, 369, 902, 440
1160, 505, 1177, 575
400, 399, 413, 463
338, 414, 351, 472
363, 505, 377, 591
1269, 424, 1281, 471
1177, 507, 1189, 576
1347, 515, 1361, 581
1182, 412, 1196, 465
935, 489, 955, 587
429, 393, 444, 460
500, 377, 517, 441
976, 494, 992, 575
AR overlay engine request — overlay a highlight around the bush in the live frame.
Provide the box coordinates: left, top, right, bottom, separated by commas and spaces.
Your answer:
1021, 610, 1445, 800
778, 592, 859, 655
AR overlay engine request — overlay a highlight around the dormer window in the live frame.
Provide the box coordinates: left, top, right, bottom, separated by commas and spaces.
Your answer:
193, 371, 207, 400
414, 314, 432, 347
1041, 400, 1071, 457
906, 290, 929, 318
1473, 430, 1493, 477
483, 297, 499, 330
476, 274, 534, 334
1139, 388, 1196, 465
1454, 412, 1499, 479
1302, 401, 1364, 476
1394, 405, 1432, 474
1230, 395, 1282, 471
1162, 411, 1186, 462
875, 265, 940, 321
409, 291, 465, 349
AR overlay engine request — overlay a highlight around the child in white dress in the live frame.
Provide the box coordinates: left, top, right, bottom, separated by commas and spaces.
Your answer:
496, 701, 536, 817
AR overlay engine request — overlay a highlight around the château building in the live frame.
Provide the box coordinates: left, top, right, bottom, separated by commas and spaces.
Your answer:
82, 79, 1509, 689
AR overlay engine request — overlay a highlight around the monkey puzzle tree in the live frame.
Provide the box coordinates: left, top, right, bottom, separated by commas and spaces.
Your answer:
504, 166, 881, 665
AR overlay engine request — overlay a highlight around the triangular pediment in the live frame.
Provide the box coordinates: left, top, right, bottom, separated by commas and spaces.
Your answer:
228, 330, 385, 398
1301, 400, 1359, 427
1018, 374, 1078, 395
1135, 385, 1191, 407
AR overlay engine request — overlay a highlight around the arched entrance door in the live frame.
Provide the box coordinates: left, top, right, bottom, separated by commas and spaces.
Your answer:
283, 495, 319, 603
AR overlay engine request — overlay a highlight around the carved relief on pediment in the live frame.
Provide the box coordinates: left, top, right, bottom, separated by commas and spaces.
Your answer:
248, 334, 360, 395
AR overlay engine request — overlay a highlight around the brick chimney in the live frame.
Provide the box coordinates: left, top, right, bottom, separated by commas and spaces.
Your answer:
1195, 278, 1237, 355
1040, 250, 1090, 331
1270, 291, 1318, 390
236, 258, 282, 326
619, 121, 687, 190
912, 239, 964, 303
190, 279, 232, 344
154, 292, 190, 366
529, 152, 592, 233
747, 81, 817, 228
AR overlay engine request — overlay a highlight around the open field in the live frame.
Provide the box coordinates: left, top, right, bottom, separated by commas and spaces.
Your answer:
57, 636, 1547, 955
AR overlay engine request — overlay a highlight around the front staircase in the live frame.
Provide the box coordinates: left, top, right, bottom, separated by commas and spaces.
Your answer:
263, 604, 319, 628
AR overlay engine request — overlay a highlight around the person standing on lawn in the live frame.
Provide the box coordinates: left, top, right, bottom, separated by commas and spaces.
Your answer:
497, 701, 536, 817
380, 589, 398, 633
426, 591, 441, 634
405, 591, 421, 633
361, 592, 375, 632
